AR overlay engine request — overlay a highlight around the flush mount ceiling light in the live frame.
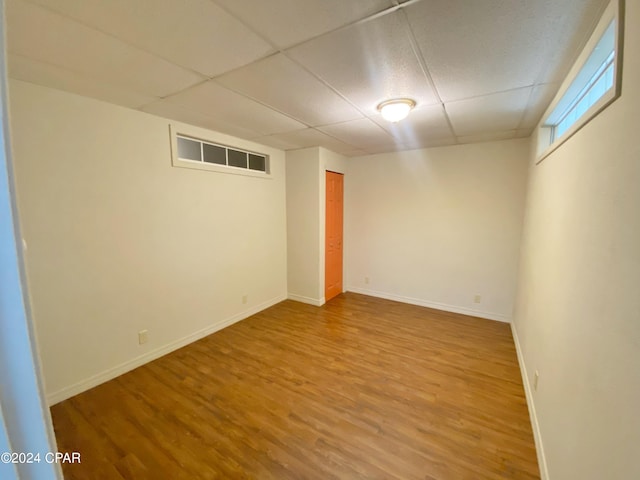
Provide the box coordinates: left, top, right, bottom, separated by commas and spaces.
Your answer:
377, 98, 416, 122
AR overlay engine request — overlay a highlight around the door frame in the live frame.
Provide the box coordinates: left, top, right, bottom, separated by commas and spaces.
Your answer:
0, 3, 62, 477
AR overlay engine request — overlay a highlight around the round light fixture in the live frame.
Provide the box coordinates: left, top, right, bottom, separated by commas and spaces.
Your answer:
377, 98, 416, 122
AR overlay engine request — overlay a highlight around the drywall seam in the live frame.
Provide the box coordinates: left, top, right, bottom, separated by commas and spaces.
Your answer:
47, 294, 287, 405
347, 286, 511, 323
511, 322, 550, 480
287, 294, 324, 306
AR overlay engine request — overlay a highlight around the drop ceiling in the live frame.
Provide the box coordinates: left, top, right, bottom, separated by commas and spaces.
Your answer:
6, 0, 608, 156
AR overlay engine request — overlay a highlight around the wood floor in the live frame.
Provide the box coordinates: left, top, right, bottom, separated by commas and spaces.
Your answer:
51, 293, 540, 479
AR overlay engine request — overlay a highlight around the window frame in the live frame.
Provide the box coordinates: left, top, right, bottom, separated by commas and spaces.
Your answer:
536, 0, 624, 163
169, 125, 271, 178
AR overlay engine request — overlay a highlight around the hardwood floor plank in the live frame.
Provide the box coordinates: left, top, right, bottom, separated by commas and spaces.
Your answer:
51, 293, 540, 479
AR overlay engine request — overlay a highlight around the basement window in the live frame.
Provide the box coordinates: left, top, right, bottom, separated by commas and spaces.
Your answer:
170, 126, 270, 177
537, 0, 623, 161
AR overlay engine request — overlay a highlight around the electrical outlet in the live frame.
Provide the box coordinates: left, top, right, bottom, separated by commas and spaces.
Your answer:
365, 277, 370, 285
138, 330, 148, 345
534, 370, 540, 391
474, 294, 481, 304
242, 294, 248, 304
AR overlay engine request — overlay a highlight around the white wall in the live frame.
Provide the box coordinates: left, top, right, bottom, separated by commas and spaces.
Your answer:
8, 80, 288, 404
286, 147, 321, 304
345, 139, 529, 322
513, 1, 640, 478
286, 147, 346, 305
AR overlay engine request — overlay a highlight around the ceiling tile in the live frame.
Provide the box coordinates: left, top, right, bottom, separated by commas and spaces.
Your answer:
393, 138, 458, 151
213, 0, 393, 49
370, 104, 454, 145
287, 11, 438, 115
340, 149, 369, 157
324, 144, 368, 156
530, 0, 609, 85
142, 101, 263, 139
404, 137, 458, 150
516, 128, 534, 138
457, 130, 518, 144
405, 0, 594, 102
519, 83, 560, 129
216, 53, 362, 127
6, 0, 608, 155
362, 142, 422, 155
251, 135, 301, 151
164, 81, 306, 136
446, 88, 532, 137
269, 128, 357, 154
8, 54, 158, 109
7, 0, 203, 98
23, 0, 274, 77
318, 118, 397, 149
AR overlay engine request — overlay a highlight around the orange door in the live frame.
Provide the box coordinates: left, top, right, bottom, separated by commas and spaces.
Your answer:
325, 171, 344, 301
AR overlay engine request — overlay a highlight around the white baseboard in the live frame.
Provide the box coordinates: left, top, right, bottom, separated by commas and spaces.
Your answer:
511, 323, 549, 480
287, 293, 324, 306
346, 286, 511, 323
47, 294, 287, 405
